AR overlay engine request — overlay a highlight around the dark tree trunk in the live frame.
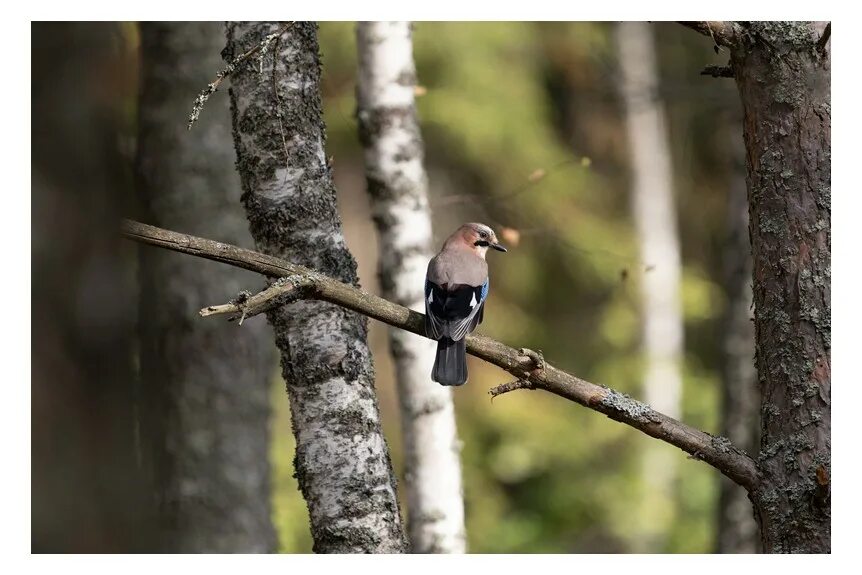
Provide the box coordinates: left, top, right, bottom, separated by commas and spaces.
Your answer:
32, 22, 157, 551
136, 22, 277, 553
731, 22, 831, 553
716, 130, 760, 554
225, 21, 406, 553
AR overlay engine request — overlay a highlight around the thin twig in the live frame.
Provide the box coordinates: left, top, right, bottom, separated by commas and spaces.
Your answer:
817, 22, 831, 53
701, 65, 735, 78
518, 347, 545, 373
489, 378, 536, 399
271, 33, 291, 183
188, 22, 293, 130
121, 219, 761, 492
199, 276, 314, 324
706, 22, 721, 53
677, 22, 740, 49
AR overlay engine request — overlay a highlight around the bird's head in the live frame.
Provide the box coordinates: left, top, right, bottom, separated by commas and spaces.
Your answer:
447, 222, 507, 258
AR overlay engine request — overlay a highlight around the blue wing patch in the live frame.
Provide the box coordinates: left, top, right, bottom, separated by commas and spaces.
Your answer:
425, 279, 489, 341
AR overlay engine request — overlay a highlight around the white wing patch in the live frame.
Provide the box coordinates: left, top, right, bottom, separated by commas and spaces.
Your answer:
428, 291, 433, 303
469, 292, 477, 309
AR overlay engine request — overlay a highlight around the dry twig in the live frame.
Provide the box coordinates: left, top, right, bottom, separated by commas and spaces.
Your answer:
188, 22, 292, 130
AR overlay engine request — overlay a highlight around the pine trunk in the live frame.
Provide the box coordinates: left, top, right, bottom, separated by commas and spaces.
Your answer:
730, 22, 831, 553
616, 21, 685, 552
355, 21, 467, 554
225, 21, 407, 553
136, 22, 277, 552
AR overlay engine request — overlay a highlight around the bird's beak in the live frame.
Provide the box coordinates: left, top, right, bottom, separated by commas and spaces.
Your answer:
491, 243, 507, 253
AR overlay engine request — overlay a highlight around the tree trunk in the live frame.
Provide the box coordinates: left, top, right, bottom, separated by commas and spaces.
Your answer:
616, 21, 685, 552
730, 22, 831, 553
225, 21, 407, 553
32, 22, 157, 552
355, 21, 466, 554
716, 128, 760, 554
136, 22, 277, 553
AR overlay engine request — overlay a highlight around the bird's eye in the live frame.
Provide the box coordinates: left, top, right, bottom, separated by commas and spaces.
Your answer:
480, 231, 488, 238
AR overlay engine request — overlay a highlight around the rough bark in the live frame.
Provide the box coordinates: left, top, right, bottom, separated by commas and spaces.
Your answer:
355, 21, 466, 554
224, 21, 406, 553
32, 22, 157, 551
716, 129, 760, 554
730, 22, 831, 554
136, 22, 277, 552
122, 220, 762, 493
616, 21, 685, 552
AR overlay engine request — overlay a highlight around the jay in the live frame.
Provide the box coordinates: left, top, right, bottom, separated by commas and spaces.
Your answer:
425, 223, 507, 386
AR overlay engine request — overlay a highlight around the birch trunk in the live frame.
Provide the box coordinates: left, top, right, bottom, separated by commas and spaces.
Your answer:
616, 21, 684, 552
730, 21, 831, 553
136, 22, 277, 552
355, 21, 466, 554
716, 128, 760, 554
225, 21, 406, 553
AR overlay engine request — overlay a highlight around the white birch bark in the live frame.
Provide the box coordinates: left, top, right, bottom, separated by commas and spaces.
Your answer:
355, 21, 466, 554
616, 21, 684, 551
225, 22, 406, 553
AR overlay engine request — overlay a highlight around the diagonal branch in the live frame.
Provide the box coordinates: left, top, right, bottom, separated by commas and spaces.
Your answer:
678, 21, 741, 49
817, 22, 831, 53
187, 22, 292, 130
121, 219, 762, 491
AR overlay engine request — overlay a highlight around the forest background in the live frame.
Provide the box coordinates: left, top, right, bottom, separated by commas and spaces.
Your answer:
31, 20, 813, 553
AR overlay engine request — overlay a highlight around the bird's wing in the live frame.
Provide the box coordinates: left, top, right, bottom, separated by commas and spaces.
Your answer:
424, 280, 446, 339
425, 279, 489, 341
449, 279, 488, 341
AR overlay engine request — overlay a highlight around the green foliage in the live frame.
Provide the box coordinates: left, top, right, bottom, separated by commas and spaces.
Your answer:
270, 376, 313, 553
270, 22, 744, 554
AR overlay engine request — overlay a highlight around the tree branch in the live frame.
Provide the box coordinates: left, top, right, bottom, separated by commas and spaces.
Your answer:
187, 22, 292, 130
817, 22, 831, 53
678, 21, 740, 49
121, 219, 761, 491
199, 276, 314, 324
701, 64, 734, 78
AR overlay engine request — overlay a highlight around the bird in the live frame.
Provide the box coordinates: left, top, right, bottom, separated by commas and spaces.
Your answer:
424, 222, 507, 386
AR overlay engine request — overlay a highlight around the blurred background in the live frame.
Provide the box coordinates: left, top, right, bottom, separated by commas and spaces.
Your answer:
32, 22, 758, 553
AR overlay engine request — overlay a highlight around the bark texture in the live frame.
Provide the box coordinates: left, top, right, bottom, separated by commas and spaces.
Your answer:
355, 21, 466, 554
136, 22, 277, 552
730, 21, 831, 554
717, 129, 760, 554
616, 21, 685, 552
225, 21, 406, 553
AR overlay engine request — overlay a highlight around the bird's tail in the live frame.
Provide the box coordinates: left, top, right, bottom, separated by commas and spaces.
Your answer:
432, 337, 468, 386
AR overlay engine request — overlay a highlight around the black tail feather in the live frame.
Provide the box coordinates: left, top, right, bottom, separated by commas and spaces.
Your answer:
432, 337, 468, 386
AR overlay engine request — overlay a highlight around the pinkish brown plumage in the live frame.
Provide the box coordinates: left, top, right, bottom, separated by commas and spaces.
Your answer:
424, 223, 507, 385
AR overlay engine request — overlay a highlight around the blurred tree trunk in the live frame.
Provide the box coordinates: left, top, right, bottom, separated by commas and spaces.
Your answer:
730, 21, 831, 553
355, 21, 466, 554
716, 129, 760, 554
136, 22, 277, 552
225, 21, 407, 553
31, 22, 157, 551
615, 21, 684, 552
